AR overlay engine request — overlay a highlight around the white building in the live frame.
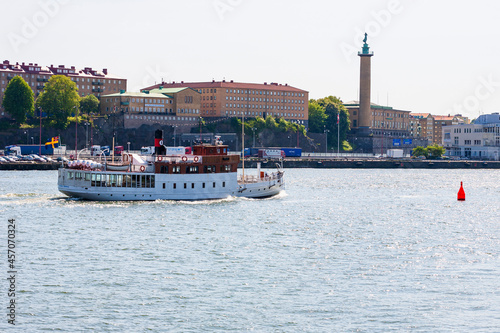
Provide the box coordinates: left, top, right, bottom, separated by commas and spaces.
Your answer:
442, 113, 500, 160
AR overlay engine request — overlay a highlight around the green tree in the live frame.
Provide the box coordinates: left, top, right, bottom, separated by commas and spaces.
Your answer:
315, 96, 350, 150
412, 146, 428, 158
427, 144, 446, 159
1, 76, 34, 125
79, 94, 100, 115
308, 100, 327, 132
36, 75, 80, 129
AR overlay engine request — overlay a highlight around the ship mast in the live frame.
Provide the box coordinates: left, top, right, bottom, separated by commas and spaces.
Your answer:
241, 115, 245, 184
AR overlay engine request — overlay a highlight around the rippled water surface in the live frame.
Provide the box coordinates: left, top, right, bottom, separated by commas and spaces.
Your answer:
0, 169, 499, 332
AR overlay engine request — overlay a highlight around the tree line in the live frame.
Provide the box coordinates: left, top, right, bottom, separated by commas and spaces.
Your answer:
308, 96, 350, 151
1, 75, 99, 129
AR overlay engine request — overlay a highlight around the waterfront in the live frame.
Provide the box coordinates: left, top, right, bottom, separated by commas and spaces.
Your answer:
0, 169, 499, 331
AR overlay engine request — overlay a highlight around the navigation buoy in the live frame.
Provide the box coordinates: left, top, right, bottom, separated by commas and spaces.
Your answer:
457, 181, 466, 201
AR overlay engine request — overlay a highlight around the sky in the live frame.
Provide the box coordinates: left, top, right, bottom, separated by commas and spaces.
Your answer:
2, 0, 500, 120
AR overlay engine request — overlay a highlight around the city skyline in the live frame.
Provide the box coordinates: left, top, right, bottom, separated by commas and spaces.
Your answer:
2, 0, 500, 120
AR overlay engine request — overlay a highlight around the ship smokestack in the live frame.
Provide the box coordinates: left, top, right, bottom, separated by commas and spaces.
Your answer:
154, 129, 166, 155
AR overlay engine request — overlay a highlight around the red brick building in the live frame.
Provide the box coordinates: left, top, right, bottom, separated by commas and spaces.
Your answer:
0, 60, 126, 118
144, 80, 309, 126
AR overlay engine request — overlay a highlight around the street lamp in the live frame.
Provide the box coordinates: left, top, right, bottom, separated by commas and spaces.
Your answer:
127, 142, 130, 153
172, 125, 178, 146
31, 136, 34, 145
252, 127, 256, 147
24, 131, 28, 144
324, 129, 330, 154
73, 105, 78, 154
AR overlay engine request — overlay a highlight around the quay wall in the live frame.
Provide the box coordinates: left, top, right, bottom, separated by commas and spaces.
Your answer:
1, 160, 500, 171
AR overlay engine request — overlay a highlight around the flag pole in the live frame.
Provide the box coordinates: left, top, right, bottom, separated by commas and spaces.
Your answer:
337, 113, 340, 155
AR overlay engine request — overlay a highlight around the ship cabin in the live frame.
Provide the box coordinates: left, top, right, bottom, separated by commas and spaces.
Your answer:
154, 144, 240, 175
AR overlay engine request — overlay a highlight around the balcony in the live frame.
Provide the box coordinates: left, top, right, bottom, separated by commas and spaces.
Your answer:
36, 77, 48, 82
92, 81, 104, 85
120, 101, 129, 106
37, 85, 44, 90
92, 88, 103, 93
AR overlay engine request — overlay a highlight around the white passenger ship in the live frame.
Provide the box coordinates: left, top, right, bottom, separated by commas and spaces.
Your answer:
57, 134, 284, 201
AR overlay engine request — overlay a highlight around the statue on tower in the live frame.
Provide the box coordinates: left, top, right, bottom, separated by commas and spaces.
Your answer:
360, 32, 372, 55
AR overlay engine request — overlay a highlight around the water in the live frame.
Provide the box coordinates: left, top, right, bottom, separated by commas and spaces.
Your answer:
0, 169, 499, 332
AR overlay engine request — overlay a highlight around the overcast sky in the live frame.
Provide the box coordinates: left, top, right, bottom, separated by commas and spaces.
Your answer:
2, 0, 500, 119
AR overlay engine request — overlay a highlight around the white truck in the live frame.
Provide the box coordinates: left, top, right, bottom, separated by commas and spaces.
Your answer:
387, 149, 404, 158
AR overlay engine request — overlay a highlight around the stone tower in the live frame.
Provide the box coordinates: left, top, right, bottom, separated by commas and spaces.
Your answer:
358, 33, 373, 134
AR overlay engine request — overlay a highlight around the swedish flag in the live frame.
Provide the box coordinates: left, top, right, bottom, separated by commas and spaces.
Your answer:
45, 137, 59, 148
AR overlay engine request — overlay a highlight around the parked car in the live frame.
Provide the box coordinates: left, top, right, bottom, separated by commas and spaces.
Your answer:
57, 157, 69, 162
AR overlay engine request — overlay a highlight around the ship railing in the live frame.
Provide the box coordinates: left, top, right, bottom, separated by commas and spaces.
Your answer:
238, 172, 281, 183
143, 155, 203, 164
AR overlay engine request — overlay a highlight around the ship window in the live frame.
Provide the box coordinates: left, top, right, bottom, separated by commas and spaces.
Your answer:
191, 183, 195, 189
110, 174, 117, 187
184, 183, 187, 189
117, 175, 123, 187
141, 175, 146, 188
151, 175, 155, 187
163, 183, 165, 189
85, 173, 91, 181
173, 183, 176, 189
213, 182, 216, 188
223, 182, 225, 187
132, 175, 137, 188
160, 165, 168, 173
203, 183, 205, 188
172, 166, 181, 174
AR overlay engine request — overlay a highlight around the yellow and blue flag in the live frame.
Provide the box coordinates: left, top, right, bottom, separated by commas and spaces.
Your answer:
45, 136, 59, 148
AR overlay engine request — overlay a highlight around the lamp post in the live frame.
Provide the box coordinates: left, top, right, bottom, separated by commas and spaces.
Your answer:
38, 107, 42, 155
127, 142, 130, 153
74, 106, 78, 155
24, 131, 28, 144
31, 137, 34, 145
252, 127, 256, 147
324, 129, 329, 154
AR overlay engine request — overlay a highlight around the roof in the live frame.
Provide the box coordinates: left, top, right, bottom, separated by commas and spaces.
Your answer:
410, 113, 431, 118
344, 101, 399, 111
149, 87, 189, 94
144, 80, 308, 93
433, 115, 456, 121
0, 60, 123, 79
102, 92, 172, 99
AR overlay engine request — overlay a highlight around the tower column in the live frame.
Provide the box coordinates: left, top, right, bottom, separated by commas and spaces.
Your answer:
358, 33, 374, 133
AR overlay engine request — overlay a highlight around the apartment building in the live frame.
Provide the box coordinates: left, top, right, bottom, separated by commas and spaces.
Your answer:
344, 101, 411, 137
0, 60, 126, 118
101, 87, 202, 129
442, 113, 500, 160
143, 80, 308, 126
409, 113, 431, 143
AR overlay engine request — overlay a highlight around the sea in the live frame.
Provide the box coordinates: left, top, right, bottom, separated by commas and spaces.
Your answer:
0, 169, 499, 332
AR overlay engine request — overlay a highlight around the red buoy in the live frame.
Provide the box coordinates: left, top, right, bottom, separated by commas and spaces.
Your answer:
457, 181, 466, 201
